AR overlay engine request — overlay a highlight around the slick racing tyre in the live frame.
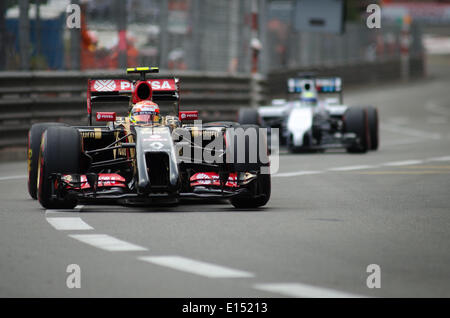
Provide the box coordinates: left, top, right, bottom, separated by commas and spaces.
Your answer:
344, 107, 370, 153
366, 106, 379, 151
230, 173, 271, 209
37, 126, 82, 209
238, 108, 261, 126
227, 124, 271, 208
27, 122, 68, 199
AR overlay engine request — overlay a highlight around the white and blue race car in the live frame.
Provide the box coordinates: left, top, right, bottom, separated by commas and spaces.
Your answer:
239, 74, 378, 153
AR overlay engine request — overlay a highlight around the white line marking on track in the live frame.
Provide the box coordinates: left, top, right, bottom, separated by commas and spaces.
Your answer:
271, 155, 450, 178
427, 116, 448, 125
381, 138, 421, 147
45, 205, 85, 214
138, 256, 254, 278
46, 217, 93, 231
69, 234, 148, 252
253, 283, 366, 298
382, 160, 424, 167
0, 175, 27, 181
381, 123, 441, 140
427, 156, 450, 162
273, 171, 322, 178
425, 101, 450, 117
328, 165, 376, 171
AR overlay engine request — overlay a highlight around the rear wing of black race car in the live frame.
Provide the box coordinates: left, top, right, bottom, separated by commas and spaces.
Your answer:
287, 76, 343, 103
86, 67, 180, 125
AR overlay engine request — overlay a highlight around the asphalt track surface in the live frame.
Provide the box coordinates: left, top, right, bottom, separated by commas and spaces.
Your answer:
1, 61, 450, 298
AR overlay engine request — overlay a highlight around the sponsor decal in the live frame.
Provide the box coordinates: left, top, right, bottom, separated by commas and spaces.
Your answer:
91, 79, 176, 93
63, 174, 126, 189
93, 80, 116, 92
150, 142, 164, 150
143, 134, 168, 142
81, 131, 97, 139
96, 112, 116, 121
179, 111, 199, 121
120, 81, 132, 91
147, 80, 176, 91
190, 172, 238, 187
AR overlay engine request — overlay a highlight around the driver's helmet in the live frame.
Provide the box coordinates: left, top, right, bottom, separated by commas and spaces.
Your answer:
129, 100, 160, 124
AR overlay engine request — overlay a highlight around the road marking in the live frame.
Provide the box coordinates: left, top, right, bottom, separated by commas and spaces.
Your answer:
46, 217, 93, 230
138, 256, 254, 278
386, 116, 410, 125
381, 138, 421, 147
425, 101, 450, 117
381, 123, 441, 140
382, 160, 423, 167
0, 175, 27, 181
428, 156, 450, 162
405, 165, 450, 169
355, 170, 450, 175
45, 205, 85, 214
69, 234, 148, 252
427, 116, 448, 124
253, 283, 365, 298
328, 165, 376, 171
273, 171, 322, 178
272, 155, 450, 178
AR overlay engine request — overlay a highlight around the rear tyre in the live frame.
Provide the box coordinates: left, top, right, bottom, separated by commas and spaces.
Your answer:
344, 107, 369, 153
237, 108, 261, 126
27, 122, 67, 199
38, 126, 82, 209
366, 106, 379, 150
227, 124, 271, 208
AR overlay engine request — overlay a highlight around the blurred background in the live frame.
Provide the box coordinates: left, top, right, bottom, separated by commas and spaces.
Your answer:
1, 0, 447, 73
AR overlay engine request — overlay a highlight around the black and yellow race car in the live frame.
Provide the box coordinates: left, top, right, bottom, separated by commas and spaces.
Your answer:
27, 67, 271, 209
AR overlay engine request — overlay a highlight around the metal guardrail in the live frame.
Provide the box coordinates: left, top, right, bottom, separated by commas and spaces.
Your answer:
0, 70, 266, 148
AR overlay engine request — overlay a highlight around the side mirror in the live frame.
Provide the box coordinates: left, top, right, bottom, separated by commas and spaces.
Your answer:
179, 111, 198, 121
96, 112, 116, 122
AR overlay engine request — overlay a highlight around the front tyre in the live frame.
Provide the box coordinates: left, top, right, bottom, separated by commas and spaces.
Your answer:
27, 122, 67, 199
230, 173, 271, 208
227, 124, 271, 208
38, 126, 82, 209
344, 107, 370, 153
366, 106, 379, 151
